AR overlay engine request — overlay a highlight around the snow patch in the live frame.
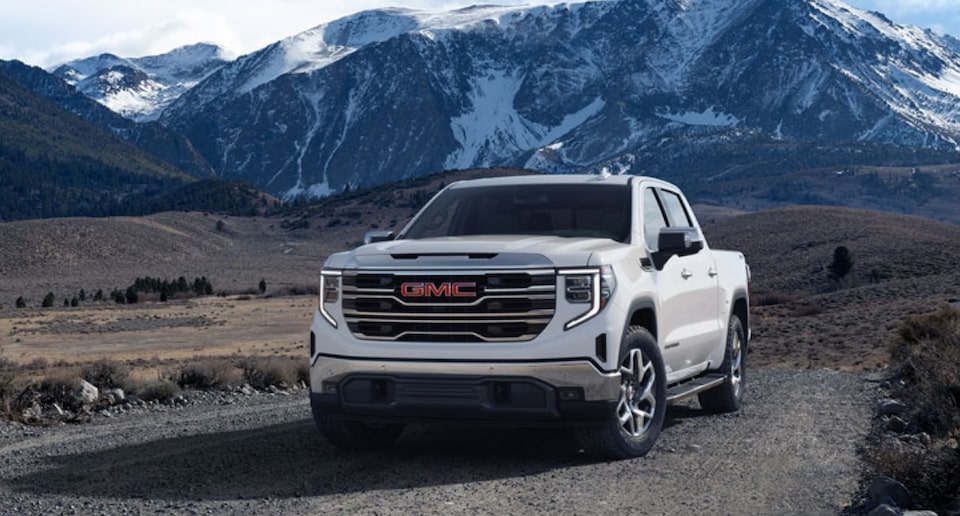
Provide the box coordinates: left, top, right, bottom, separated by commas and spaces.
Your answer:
656, 107, 739, 127
283, 181, 336, 201
445, 70, 605, 169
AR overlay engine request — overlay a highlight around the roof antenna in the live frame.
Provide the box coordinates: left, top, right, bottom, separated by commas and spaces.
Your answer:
599, 167, 611, 179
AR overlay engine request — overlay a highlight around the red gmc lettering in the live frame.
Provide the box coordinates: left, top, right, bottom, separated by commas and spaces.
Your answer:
400, 282, 477, 298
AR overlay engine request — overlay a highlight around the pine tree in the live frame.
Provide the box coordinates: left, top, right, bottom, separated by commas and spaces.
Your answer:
259, 278, 267, 294
828, 246, 854, 281
42, 292, 55, 308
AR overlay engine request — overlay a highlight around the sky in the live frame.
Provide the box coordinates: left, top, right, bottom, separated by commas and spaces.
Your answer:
1, 0, 959, 69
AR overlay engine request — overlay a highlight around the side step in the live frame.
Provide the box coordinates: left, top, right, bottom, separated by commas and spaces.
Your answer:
666, 374, 726, 403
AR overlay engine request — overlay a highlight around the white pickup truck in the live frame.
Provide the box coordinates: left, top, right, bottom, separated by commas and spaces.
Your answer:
309, 174, 750, 458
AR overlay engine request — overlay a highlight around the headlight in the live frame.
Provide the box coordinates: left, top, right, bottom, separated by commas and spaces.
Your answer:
318, 270, 342, 327
560, 265, 616, 330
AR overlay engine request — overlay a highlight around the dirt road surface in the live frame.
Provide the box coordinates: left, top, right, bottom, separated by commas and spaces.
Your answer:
0, 368, 874, 515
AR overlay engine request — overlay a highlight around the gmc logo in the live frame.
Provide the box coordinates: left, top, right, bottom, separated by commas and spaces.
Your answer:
400, 282, 477, 298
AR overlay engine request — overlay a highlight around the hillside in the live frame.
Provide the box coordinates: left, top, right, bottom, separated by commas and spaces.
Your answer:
706, 206, 960, 369
0, 70, 192, 220
1, 169, 957, 372
0, 59, 214, 178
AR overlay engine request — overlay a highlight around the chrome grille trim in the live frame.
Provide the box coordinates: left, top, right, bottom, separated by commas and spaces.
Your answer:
342, 269, 557, 343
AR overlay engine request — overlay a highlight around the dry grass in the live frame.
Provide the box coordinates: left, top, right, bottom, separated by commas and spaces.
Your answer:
862, 308, 960, 510
706, 205, 960, 370
0, 174, 958, 400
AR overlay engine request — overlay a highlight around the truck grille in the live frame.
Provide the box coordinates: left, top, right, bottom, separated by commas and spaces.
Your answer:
341, 270, 556, 342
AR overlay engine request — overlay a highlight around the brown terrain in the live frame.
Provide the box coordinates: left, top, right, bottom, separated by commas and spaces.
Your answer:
1, 170, 958, 514
0, 169, 958, 376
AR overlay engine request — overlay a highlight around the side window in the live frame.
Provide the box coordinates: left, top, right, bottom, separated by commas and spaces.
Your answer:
643, 188, 668, 250
660, 190, 692, 227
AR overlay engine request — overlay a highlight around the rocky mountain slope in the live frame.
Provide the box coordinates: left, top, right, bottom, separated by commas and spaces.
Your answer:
51, 43, 232, 122
146, 0, 960, 199
0, 60, 213, 178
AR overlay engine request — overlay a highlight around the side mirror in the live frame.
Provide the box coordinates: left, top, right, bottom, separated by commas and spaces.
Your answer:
651, 227, 703, 269
363, 230, 395, 245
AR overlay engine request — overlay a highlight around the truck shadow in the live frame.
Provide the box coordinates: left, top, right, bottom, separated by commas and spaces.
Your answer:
10, 406, 715, 503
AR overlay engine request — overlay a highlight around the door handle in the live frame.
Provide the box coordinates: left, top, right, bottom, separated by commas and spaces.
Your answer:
681, 269, 693, 279
708, 267, 718, 278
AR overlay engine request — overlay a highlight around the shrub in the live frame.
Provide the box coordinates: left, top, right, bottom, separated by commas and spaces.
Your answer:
0, 369, 21, 418
15, 296, 26, 308
176, 360, 238, 390
41, 292, 55, 308
138, 380, 181, 402
864, 307, 960, 509
37, 375, 83, 410
81, 359, 131, 391
827, 245, 853, 281
240, 357, 297, 390
295, 361, 310, 386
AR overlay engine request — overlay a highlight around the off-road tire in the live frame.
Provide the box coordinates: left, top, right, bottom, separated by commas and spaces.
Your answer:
575, 326, 667, 459
698, 315, 746, 413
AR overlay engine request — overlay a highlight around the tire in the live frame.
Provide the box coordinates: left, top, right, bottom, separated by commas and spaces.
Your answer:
576, 326, 667, 459
312, 407, 405, 449
698, 315, 746, 414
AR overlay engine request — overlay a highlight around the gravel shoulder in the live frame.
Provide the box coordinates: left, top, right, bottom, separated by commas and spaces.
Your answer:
0, 368, 876, 515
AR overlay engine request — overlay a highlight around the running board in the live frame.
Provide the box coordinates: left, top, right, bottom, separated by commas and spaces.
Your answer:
666, 374, 726, 403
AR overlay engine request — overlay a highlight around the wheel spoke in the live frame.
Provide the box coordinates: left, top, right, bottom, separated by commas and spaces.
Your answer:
617, 347, 659, 437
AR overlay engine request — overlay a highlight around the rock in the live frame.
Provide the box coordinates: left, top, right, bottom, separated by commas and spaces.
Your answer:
877, 399, 909, 417
941, 496, 960, 516
237, 384, 255, 396
868, 476, 913, 511
107, 388, 125, 404
21, 403, 42, 423
903, 511, 938, 516
74, 380, 99, 405
885, 416, 908, 433
868, 504, 900, 516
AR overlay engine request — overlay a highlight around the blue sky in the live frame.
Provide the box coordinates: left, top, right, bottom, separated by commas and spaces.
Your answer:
1, 0, 958, 68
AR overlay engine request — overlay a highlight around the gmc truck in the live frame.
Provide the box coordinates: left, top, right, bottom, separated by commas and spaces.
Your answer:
309, 174, 750, 458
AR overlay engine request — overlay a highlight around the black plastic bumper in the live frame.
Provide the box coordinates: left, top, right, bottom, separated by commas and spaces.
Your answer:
311, 373, 615, 426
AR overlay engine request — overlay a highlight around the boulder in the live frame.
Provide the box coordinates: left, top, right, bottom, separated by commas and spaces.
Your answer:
868, 504, 899, 516
102, 388, 125, 405
885, 415, 908, 433
74, 380, 99, 405
877, 399, 909, 417
867, 476, 913, 511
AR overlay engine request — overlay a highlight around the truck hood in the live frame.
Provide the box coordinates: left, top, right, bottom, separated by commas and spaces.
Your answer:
324, 235, 626, 270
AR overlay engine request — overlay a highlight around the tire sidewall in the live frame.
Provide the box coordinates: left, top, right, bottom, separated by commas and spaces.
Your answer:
608, 327, 667, 457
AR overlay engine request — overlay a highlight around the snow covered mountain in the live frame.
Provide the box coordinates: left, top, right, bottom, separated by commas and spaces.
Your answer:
52, 43, 233, 121
148, 1, 960, 197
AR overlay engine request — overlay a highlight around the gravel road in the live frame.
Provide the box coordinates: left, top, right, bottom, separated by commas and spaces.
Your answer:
0, 368, 876, 515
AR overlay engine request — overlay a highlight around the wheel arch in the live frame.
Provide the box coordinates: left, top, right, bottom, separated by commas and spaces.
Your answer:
730, 289, 749, 341
624, 298, 658, 342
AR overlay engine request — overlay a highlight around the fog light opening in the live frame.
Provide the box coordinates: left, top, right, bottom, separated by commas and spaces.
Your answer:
558, 387, 584, 401
492, 382, 511, 405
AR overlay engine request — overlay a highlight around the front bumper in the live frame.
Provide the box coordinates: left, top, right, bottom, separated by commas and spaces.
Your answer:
310, 355, 620, 425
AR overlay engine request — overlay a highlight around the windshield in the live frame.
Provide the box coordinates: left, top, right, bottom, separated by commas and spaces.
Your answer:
402, 183, 631, 242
